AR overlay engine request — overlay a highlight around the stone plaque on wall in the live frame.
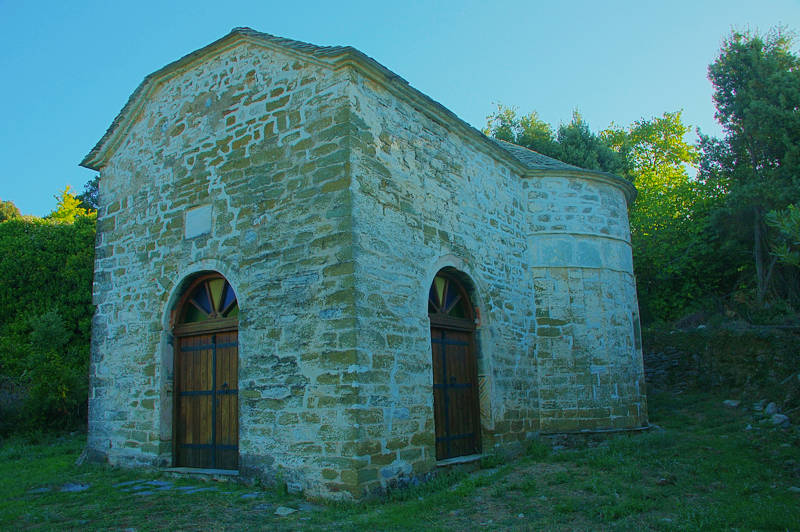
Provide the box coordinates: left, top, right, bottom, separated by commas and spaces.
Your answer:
184, 204, 212, 239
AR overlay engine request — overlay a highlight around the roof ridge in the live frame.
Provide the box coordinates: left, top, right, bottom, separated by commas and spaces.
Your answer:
228, 27, 356, 56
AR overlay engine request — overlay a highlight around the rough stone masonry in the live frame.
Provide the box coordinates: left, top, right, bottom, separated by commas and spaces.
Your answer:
81, 28, 647, 499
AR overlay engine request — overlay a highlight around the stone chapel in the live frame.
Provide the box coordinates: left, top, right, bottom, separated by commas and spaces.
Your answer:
81, 28, 647, 499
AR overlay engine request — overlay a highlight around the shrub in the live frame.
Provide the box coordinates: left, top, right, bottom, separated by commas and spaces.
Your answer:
0, 215, 95, 433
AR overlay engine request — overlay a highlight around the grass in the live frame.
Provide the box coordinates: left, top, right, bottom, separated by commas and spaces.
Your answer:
3, 391, 799, 530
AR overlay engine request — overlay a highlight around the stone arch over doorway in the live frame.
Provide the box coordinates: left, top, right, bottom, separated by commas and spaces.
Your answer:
428, 268, 482, 460
170, 272, 239, 470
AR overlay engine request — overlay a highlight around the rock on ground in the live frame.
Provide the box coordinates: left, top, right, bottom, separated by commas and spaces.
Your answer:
771, 414, 790, 426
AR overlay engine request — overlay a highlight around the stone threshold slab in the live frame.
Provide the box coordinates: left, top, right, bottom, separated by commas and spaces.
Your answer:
435, 454, 482, 467
162, 467, 239, 476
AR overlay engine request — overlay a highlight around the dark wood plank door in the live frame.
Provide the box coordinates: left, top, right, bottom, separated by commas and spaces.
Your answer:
175, 331, 238, 469
431, 326, 481, 460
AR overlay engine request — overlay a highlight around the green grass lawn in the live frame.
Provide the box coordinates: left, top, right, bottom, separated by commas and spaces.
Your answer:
3, 391, 799, 530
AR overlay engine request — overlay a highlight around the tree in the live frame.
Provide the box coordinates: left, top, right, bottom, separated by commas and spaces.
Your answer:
0, 199, 21, 222
47, 186, 91, 223
704, 27, 800, 303
766, 204, 800, 268
605, 112, 726, 321
485, 105, 625, 174
484, 104, 560, 157
77, 175, 100, 211
557, 111, 626, 175
0, 214, 96, 431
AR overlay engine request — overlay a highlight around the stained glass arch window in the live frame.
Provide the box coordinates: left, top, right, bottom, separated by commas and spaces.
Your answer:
428, 272, 474, 329
174, 274, 238, 333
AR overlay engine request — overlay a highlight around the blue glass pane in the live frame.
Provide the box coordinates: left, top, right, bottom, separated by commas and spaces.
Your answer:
444, 282, 460, 312
192, 285, 212, 314
222, 282, 237, 311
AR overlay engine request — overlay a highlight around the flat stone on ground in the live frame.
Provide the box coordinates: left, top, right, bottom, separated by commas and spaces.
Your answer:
771, 414, 790, 426
113, 480, 144, 488
177, 486, 217, 494
60, 482, 90, 493
144, 480, 173, 488
298, 502, 322, 512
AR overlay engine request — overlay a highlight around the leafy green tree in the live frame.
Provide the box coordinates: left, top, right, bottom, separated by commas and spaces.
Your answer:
77, 175, 100, 211
557, 111, 626, 175
605, 112, 726, 321
485, 105, 624, 174
47, 186, 91, 223
0, 199, 21, 222
0, 194, 96, 432
766, 204, 800, 267
703, 27, 800, 303
484, 104, 560, 157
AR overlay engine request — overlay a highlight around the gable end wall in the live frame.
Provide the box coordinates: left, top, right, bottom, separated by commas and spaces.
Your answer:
88, 43, 367, 499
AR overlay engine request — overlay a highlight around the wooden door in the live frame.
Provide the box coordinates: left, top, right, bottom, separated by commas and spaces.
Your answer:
428, 272, 481, 461
173, 274, 239, 469
431, 326, 481, 459
175, 331, 239, 469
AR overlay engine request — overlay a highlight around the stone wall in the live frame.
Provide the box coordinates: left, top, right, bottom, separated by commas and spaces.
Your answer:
341, 71, 646, 494
644, 325, 800, 404
526, 176, 646, 430
345, 73, 535, 493
89, 43, 361, 498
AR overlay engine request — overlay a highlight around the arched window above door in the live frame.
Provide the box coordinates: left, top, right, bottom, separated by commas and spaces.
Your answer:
428, 273, 474, 330
174, 274, 238, 335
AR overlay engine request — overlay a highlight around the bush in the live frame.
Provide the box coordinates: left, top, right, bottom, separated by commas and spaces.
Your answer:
23, 310, 88, 428
0, 215, 95, 434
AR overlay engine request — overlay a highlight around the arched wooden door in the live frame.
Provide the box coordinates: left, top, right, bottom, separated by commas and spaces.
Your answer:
173, 274, 239, 470
428, 272, 481, 460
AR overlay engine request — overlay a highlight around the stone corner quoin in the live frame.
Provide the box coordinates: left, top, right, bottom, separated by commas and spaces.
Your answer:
83, 28, 647, 500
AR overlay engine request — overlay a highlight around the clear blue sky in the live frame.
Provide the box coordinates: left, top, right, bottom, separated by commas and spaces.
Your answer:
1, 0, 798, 216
